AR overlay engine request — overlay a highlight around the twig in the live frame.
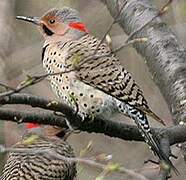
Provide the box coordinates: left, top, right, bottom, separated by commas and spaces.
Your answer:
108, 0, 174, 53
0, 53, 111, 99
0, 77, 45, 98
113, 37, 148, 53
0, 82, 16, 91
0, 69, 75, 99
94, 0, 127, 52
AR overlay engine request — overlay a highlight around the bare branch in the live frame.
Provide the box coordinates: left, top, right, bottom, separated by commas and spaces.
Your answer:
0, 53, 111, 99
110, 0, 174, 54
0, 108, 67, 127
113, 38, 148, 53
94, 0, 127, 52
0, 93, 186, 146
0, 82, 15, 91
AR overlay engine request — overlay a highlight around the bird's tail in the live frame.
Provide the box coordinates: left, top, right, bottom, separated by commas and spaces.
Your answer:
127, 106, 179, 175
138, 106, 166, 126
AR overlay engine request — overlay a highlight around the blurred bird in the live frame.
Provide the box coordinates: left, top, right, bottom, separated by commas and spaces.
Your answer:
1, 123, 76, 180
16, 7, 177, 173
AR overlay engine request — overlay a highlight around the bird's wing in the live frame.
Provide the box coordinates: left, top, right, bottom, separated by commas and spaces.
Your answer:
62, 34, 165, 125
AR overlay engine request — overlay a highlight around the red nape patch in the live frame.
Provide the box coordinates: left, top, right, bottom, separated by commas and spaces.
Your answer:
26, 123, 40, 129
69, 22, 89, 33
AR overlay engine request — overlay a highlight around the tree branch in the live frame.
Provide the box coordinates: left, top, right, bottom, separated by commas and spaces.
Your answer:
0, 93, 186, 146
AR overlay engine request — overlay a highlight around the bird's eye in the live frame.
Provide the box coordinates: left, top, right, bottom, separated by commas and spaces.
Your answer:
49, 19, 55, 24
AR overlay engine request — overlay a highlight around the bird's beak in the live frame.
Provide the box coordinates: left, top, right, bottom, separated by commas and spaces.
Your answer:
16, 16, 40, 26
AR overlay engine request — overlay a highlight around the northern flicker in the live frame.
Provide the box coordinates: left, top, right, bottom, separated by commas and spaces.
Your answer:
16, 7, 177, 172
1, 124, 76, 180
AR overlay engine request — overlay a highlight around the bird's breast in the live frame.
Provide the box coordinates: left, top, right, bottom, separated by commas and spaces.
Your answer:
42, 44, 117, 119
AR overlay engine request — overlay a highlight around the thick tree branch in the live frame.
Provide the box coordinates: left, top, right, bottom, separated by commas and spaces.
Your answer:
104, 0, 186, 124
0, 108, 67, 127
0, 93, 186, 146
0, 93, 142, 141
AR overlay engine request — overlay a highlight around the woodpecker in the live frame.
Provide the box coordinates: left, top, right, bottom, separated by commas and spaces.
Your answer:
1, 124, 76, 180
16, 7, 177, 173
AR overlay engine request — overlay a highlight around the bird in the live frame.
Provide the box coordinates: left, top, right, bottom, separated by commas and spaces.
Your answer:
1, 124, 77, 180
16, 7, 177, 173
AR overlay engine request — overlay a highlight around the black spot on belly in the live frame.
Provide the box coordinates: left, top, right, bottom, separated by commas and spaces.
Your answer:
96, 109, 100, 113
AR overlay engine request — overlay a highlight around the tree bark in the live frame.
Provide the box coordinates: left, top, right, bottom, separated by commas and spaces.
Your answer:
103, 0, 186, 124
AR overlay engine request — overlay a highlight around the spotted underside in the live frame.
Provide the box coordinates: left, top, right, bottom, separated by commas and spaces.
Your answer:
42, 34, 156, 120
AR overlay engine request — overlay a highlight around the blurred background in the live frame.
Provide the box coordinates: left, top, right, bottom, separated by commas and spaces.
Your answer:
0, 0, 186, 179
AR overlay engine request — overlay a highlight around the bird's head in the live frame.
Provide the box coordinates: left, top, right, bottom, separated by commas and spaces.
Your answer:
16, 7, 89, 42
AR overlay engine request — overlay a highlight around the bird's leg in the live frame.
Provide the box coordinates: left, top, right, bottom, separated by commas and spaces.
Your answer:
53, 111, 80, 136
67, 93, 80, 116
